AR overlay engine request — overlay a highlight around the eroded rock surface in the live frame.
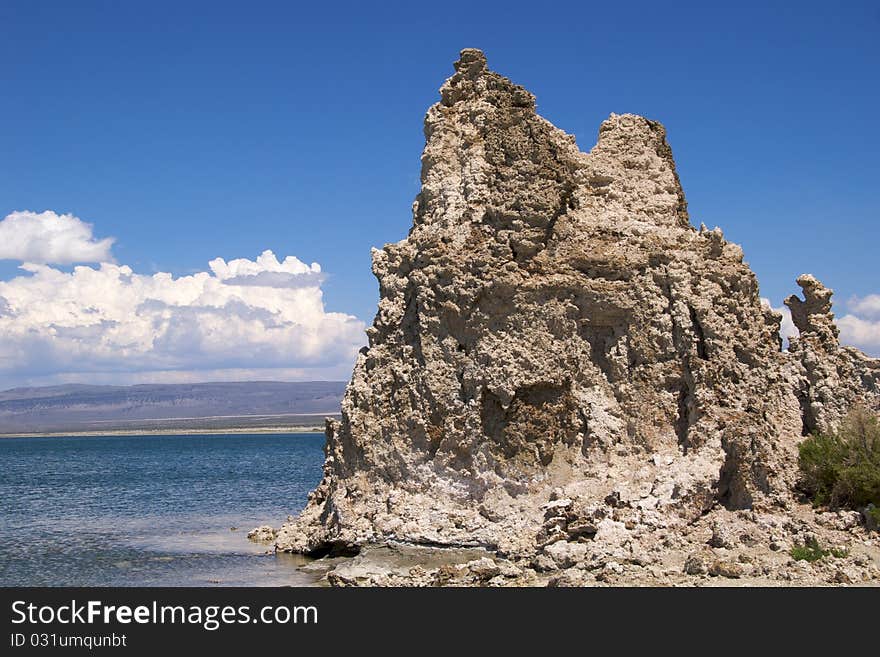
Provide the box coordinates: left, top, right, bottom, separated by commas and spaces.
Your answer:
275, 49, 880, 585
785, 274, 880, 434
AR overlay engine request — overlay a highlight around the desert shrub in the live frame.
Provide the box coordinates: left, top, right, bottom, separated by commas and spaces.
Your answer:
797, 406, 880, 509
866, 505, 880, 530
790, 537, 847, 562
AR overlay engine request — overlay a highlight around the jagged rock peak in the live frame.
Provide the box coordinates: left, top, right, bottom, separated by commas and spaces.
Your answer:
455, 47, 487, 73
274, 50, 880, 581
593, 113, 690, 226
420, 48, 689, 238
440, 48, 533, 108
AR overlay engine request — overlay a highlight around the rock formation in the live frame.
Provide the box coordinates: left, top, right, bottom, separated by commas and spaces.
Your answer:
785, 274, 880, 434
274, 49, 880, 584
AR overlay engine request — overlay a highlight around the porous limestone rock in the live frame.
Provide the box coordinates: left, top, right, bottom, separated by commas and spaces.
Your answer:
247, 525, 277, 542
785, 274, 880, 434
275, 49, 880, 581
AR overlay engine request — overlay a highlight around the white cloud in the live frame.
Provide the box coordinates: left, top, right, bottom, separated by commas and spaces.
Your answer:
838, 315, 880, 351
0, 210, 115, 264
0, 250, 366, 388
835, 294, 880, 356
210, 250, 326, 289
847, 294, 880, 320
209, 249, 319, 280
778, 305, 798, 344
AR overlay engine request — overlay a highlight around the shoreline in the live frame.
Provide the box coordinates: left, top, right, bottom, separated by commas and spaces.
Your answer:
0, 425, 327, 438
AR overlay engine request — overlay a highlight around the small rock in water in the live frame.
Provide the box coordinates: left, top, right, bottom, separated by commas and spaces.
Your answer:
247, 525, 277, 542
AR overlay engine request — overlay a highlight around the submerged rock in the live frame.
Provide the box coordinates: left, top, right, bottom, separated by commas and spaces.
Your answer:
275, 49, 880, 583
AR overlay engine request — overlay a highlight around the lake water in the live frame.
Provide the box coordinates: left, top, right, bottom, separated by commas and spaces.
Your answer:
0, 433, 325, 586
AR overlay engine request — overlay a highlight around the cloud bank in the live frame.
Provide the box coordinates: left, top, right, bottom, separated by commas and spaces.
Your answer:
0, 210, 115, 264
0, 209, 874, 389
0, 211, 365, 389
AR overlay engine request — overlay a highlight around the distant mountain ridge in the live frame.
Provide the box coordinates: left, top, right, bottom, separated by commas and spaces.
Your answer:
0, 381, 346, 434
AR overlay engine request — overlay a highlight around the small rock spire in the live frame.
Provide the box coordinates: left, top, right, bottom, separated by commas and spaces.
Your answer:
439, 48, 535, 110
784, 274, 839, 345
454, 48, 487, 76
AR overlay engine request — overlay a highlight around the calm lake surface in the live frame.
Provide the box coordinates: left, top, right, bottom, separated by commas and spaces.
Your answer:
0, 433, 325, 586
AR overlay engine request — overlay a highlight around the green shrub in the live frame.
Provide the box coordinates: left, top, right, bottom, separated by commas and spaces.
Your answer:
789, 537, 848, 562
797, 407, 880, 510
866, 504, 880, 530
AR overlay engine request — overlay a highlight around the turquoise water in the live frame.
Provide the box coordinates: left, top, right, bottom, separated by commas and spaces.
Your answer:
0, 433, 325, 586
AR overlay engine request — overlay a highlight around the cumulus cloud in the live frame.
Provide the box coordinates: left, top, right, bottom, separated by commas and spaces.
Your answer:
847, 294, 880, 319
209, 250, 319, 280
838, 315, 880, 351
0, 210, 115, 264
838, 294, 880, 355
0, 250, 366, 388
211, 250, 327, 289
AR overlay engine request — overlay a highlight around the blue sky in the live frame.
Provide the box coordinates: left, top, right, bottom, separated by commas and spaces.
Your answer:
0, 1, 878, 387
